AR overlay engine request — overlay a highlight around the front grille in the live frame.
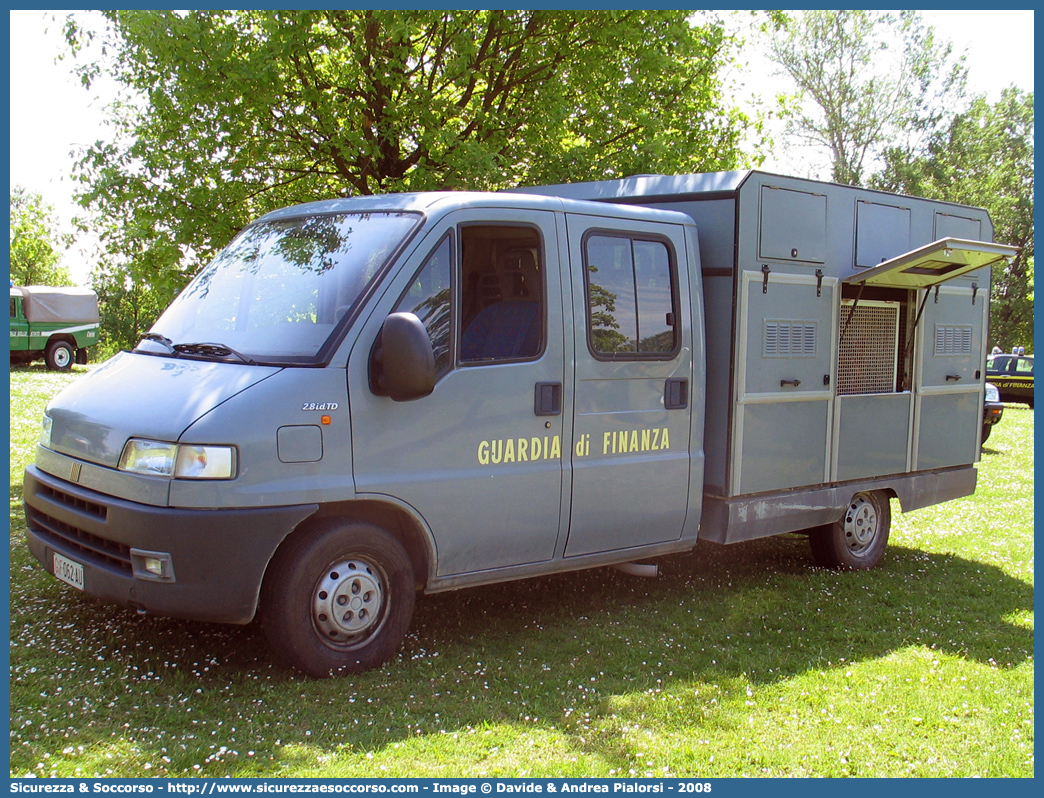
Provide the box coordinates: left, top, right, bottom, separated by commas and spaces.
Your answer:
26, 506, 132, 574
37, 483, 108, 521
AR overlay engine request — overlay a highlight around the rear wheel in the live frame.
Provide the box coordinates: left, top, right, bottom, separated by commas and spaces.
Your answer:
45, 340, 74, 371
261, 520, 415, 677
809, 490, 891, 570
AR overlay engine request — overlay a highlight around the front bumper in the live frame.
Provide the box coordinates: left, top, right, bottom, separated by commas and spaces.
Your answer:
23, 465, 318, 624
983, 401, 1004, 428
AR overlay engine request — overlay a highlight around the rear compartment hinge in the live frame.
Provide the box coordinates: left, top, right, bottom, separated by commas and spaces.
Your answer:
815, 268, 824, 297
761, 264, 771, 293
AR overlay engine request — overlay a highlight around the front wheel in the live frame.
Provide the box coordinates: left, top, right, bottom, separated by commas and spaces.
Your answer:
261, 520, 416, 678
809, 490, 891, 570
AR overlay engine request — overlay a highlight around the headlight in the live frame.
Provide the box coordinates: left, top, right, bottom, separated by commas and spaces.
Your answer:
119, 439, 236, 480
985, 382, 1000, 403
119, 439, 178, 476
174, 445, 236, 479
39, 415, 53, 448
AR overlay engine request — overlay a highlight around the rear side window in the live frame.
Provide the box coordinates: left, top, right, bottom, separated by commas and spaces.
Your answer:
584, 233, 677, 358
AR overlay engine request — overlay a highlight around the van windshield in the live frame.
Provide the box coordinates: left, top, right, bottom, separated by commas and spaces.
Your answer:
138, 212, 419, 364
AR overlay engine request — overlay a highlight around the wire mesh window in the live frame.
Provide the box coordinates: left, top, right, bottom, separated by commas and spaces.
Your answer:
837, 301, 900, 395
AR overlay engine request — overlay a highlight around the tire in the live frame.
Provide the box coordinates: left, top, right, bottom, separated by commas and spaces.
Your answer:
809, 490, 891, 570
260, 520, 415, 678
981, 423, 992, 444
45, 340, 74, 371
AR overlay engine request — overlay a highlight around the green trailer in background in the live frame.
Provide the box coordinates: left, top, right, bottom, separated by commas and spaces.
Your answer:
10, 285, 101, 370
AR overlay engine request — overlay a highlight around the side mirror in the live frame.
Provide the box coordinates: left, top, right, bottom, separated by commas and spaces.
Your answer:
369, 312, 436, 402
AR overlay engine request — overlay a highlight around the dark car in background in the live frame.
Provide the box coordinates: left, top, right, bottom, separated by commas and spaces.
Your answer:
986, 354, 1034, 408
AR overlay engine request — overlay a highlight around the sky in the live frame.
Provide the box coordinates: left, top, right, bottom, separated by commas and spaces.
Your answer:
7, 9, 1036, 286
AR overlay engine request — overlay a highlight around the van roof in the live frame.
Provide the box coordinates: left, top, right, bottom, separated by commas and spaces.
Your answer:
253, 190, 694, 228
510, 169, 992, 215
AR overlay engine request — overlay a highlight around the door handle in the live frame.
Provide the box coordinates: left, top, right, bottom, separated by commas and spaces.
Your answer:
665, 378, 688, 410
534, 382, 562, 416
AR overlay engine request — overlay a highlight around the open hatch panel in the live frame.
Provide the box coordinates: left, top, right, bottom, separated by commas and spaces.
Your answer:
845, 237, 1018, 289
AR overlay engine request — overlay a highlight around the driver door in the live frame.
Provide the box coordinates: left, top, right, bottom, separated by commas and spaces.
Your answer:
348, 209, 567, 576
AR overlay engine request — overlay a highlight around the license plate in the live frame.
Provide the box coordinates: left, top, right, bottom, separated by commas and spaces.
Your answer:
53, 552, 85, 591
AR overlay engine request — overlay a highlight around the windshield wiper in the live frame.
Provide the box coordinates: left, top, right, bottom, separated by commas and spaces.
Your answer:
172, 342, 257, 365
137, 334, 257, 365
138, 332, 175, 353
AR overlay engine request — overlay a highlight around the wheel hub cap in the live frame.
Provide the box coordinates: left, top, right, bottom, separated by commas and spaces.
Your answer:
312, 559, 384, 643
843, 496, 878, 554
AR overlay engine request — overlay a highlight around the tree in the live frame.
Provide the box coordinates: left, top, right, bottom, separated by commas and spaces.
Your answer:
873, 88, 1035, 350
766, 10, 965, 185
64, 9, 758, 324
9, 187, 72, 286
88, 262, 168, 360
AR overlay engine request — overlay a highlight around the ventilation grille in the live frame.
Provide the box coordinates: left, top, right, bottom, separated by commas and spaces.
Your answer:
934, 324, 973, 356
37, 483, 108, 521
25, 507, 132, 575
838, 302, 899, 395
764, 320, 817, 358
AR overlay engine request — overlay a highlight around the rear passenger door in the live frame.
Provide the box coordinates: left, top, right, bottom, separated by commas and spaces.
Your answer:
563, 214, 693, 557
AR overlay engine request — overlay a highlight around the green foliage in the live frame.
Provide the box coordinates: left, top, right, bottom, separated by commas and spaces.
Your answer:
873, 89, 1035, 350
89, 263, 168, 360
9, 186, 72, 286
65, 10, 756, 327
767, 10, 965, 186
9, 370, 1034, 777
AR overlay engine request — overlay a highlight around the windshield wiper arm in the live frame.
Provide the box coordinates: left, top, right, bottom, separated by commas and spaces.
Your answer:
172, 342, 257, 365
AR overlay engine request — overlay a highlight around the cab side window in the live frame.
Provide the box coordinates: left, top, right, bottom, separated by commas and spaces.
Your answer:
585, 233, 677, 357
395, 235, 453, 375
459, 225, 544, 363
395, 224, 546, 375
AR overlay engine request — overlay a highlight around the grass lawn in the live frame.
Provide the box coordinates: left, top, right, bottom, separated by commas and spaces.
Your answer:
8, 365, 1034, 778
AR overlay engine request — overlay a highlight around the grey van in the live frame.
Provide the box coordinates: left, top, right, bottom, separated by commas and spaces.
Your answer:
23, 173, 1016, 676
